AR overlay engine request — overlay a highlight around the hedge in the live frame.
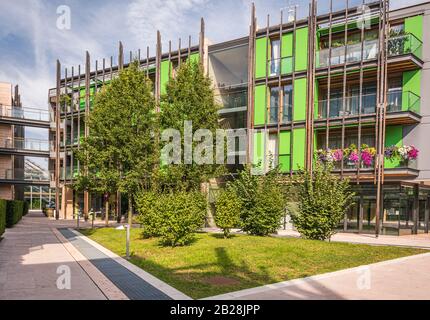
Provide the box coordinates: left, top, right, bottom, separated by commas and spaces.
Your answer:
6, 200, 24, 228
23, 201, 29, 216
0, 199, 6, 237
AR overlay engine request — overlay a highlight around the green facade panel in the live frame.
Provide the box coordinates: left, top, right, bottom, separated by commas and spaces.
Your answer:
293, 78, 307, 121
253, 131, 265, 170
385, 125, 403, 169
402, 70, 421, 112
292, 128, 306, 170
160, 60, 171, 95
279, 130, 291, 173
255, 37, 268, 79
254, 84, 266, 126
294, 27, 308, 71
405, 15, 423, 41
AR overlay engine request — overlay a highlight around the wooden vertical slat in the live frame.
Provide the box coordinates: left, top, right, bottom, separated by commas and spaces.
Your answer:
246, 3, 256, 164
55, 60, 61, 220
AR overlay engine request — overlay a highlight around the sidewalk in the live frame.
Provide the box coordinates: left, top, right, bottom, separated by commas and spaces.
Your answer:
205, 252, 430, 300
203, 228, 430, 249
0, 212, 106, 300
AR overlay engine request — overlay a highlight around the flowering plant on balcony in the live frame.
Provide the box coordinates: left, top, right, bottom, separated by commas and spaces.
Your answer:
361, 145, 376, 167
384, 145, 419, 162
316, 148, 343, 164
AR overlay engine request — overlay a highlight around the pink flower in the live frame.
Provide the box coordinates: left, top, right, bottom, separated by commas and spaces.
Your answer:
349, 151, 359, 164
333, 149, 343, 162
408, 146, 419, 160
361, 150, 374, 167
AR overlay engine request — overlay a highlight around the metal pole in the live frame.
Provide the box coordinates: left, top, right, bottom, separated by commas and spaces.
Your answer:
126, 224, 130, 259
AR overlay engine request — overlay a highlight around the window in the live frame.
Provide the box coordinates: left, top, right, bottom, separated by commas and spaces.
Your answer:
270, 39, 281, 76
269, 87, 280, 124
282, 85, 293, 122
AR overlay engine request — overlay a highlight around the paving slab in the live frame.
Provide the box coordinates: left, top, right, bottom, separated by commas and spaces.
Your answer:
0, 212, 106, 300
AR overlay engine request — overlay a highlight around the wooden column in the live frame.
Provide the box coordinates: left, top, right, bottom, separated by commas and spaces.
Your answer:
55, 60, 61, 220
246, 3, 256, 164
83, 51, 91, 220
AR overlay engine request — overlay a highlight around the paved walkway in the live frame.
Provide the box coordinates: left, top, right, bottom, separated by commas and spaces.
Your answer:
203, 228, 430, 249
0, 212, 106, 300
205, 252, 430, 300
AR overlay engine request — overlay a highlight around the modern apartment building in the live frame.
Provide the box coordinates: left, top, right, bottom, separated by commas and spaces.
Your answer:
50, 0, 430, 236
0, 81, 53, 209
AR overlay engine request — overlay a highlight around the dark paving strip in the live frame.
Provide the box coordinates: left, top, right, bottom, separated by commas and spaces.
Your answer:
58, 228, 171, 300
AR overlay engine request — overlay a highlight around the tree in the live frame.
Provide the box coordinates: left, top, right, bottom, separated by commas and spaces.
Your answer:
214, 187, 242, 238
75, 61, 158, 227
228, 165, 286, 236
159, 60, 224, 191
291, 163, 355, 241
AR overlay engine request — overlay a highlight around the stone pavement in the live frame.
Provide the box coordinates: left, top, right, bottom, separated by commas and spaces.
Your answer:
205, 252, 430, 300
0, 212, 106, 300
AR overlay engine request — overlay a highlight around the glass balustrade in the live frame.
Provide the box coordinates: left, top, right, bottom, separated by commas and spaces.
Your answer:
0, 105, 49, 122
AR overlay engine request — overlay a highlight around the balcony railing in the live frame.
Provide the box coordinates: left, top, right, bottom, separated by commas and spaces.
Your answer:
317, 33, 422, 68
215, 90, 247, 110
0, 168, 49, 181
0, 105, 50, 122
59, 167, 79, 180
0, 138, 50, 152
317, 90, 420, 119
268, 57, 294, 76
320, 156, 417, 171
268, 104, 293, 124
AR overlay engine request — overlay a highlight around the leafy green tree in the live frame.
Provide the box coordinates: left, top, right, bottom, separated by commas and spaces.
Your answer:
229, 165, 286, 236
75, 61, 158, 226
159, 60, 223, 191
214, 187, 242, 238
291, 163, 355, 241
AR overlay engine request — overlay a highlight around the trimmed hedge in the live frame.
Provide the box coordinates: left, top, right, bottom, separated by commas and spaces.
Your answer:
6, 200, 24, 228
0, 199, 6, 237
23, 201, 29, 216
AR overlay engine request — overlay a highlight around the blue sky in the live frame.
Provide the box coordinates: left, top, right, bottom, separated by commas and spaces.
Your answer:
0, 0, 425, 108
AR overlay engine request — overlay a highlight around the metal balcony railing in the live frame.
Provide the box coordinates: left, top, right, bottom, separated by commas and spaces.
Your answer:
215, 90, 247, 110
267, 104, 293, 124
0, 138, 50, 152
317, 33, 422, 68
268, 57, 294, 76
0, 105, 50, 122
317, 90, 420, 119
0, 168, 49, 181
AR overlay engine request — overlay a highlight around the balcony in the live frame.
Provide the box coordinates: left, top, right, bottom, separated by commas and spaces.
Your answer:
316, 90, 420, 124
0, 138, 49, 152
316, 33, 423, 69
216, 90, 247, 115
59, 167, 79, 180
268, 104, 292, 125
0, 168, 49, 184
0, 105, 50, 122
267, 57, 294, 77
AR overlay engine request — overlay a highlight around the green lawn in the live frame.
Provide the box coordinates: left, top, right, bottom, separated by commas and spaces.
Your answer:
80, 228, 424, 299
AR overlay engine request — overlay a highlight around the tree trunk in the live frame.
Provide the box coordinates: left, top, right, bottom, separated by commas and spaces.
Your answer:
105, 193, 109, 227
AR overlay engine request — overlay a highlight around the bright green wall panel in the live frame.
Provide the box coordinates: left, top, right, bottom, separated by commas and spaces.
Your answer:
255, 37, 268, 79
385, 125, 403, 169
282, 33, 293, 57
254, 85, 267, 126
292, 128, 306, 170
293, 78, 307, 121
402, 70, 421, 112
295, 27, 308, 71
405, 15, 423, 41
160, 60, 171, 95
279, 131, 291, 154
253, 131, 265, 169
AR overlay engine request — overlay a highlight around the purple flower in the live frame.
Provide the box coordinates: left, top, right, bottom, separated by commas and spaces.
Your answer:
361, 150, 374, 167
408, 146, 419, 160
333, 149, 343, 162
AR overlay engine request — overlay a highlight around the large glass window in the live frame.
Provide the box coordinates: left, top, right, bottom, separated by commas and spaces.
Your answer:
270, 39, 281, 76
269, 87, 280, 124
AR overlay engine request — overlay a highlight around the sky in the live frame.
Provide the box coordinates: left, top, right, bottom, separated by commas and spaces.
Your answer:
0, 0, 426, 110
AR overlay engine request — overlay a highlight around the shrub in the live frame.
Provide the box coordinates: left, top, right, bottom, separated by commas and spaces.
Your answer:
137, 191, 207, 247
214, 187, 242, 238
23, 201, 29, 216
0, 199, 6, 237
291, 163, 355, 240
229, 166, 286, 236
6, 200, 24, 228
135, 192, 162, 238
